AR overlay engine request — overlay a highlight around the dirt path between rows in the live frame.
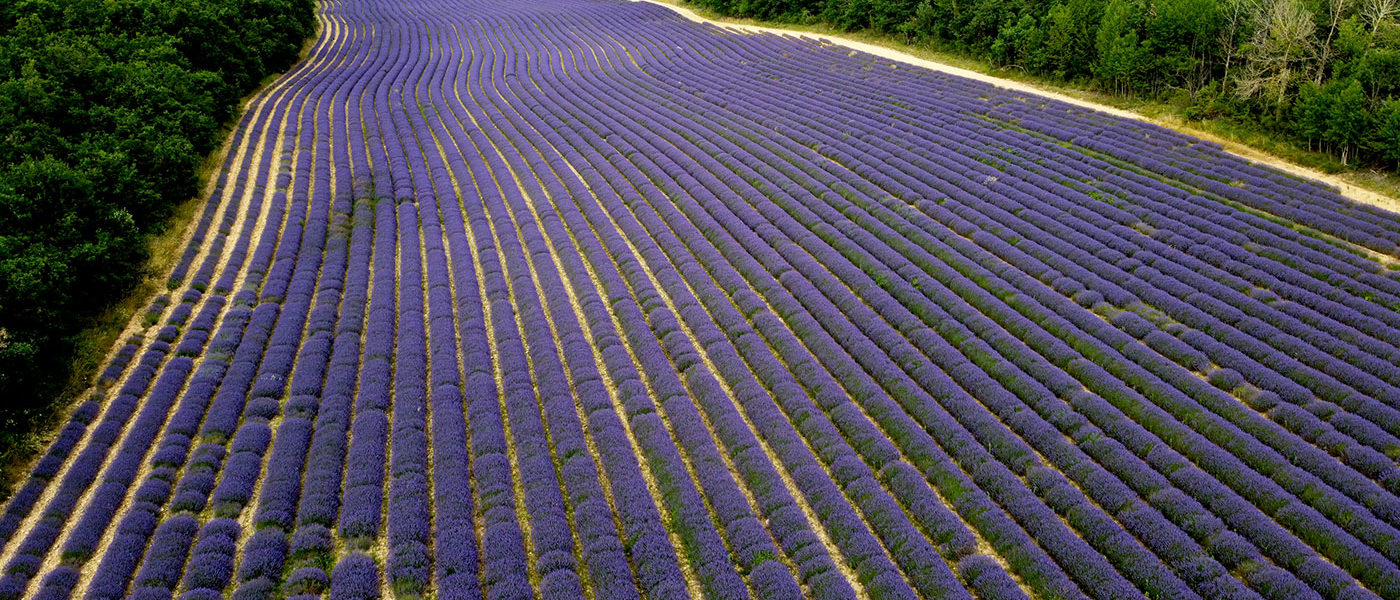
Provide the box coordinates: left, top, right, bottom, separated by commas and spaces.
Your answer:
636, 0, 1400, 215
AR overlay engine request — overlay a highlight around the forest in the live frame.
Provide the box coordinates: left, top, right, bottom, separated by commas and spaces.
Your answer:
692, 0, 1400, 173
0, 0, 314, 467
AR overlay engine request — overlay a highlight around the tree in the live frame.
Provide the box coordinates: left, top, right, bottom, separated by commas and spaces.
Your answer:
1218, 0, 1256, 83
868, 0, 924, 33
1149, 0, 1222, 97
1293, 80, 1332, 150
1237, 0, 1317, 117
1345, 23, 1400, 100
829, 0, 923, 33
1360, 0, 1397, 30
1374, 97, 1400, 171
991, 13, 1047, 71
1323, 78, 1372, 164
1096, 0, 1147, 95
1043, 0, 1103, 79
898, 1, 940, 43
960, 0, 1023, 53
1331, 15, 1373, 80
1315, 0, 1355, 83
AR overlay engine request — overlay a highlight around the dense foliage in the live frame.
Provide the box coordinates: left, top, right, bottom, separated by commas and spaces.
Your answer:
0, 0, 314, 434
690, 0, 1400, 172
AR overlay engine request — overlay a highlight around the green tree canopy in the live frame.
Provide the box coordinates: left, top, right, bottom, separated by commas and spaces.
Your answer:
0, 0, 314, 455
1095, 0, 1147, 95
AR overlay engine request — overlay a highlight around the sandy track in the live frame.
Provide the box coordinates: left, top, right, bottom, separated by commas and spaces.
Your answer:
635, 0, 1400, 215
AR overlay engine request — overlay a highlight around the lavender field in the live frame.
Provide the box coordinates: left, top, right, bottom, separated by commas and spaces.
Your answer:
3, 0, 1400, 598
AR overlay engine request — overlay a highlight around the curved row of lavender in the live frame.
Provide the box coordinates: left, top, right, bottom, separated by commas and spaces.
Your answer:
3, 0, 1400, 598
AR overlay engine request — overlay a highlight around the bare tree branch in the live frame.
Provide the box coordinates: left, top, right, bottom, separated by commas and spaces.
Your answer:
1361, 0, 1398, 30
1315, 0, 1353, 83
1219, 0, 1257, 83
1236, 0, 1316, 112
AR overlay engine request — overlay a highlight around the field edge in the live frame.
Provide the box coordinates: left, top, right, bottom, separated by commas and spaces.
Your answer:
639, 0, 1400, 215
